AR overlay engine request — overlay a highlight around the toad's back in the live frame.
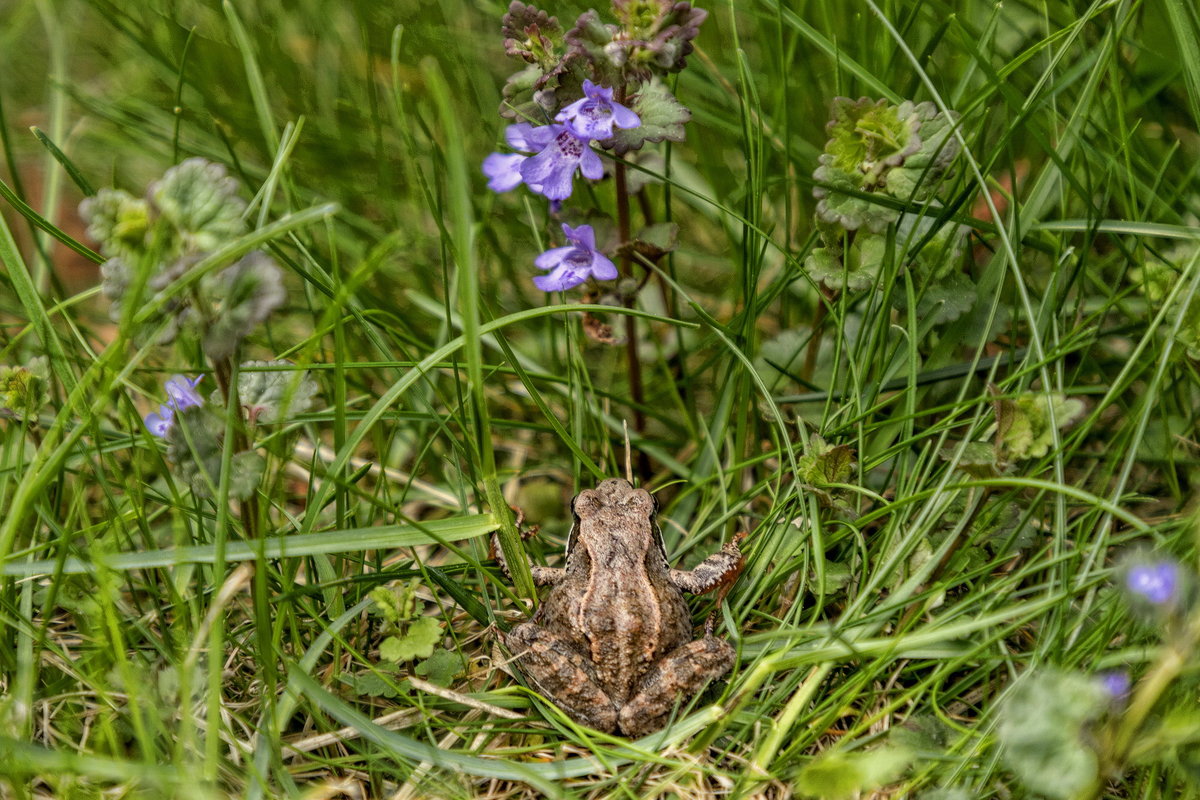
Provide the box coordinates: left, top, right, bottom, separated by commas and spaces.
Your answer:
538, 478, 693, 701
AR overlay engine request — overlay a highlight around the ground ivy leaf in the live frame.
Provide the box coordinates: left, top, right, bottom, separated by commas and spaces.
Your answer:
202, 252, 287, 361
896, 209, 967, 281
824, 97, 921, 184
236, 360, 318, 424
895, 271, 975, 325
885, 105, 961, 201
813, 163, 897, 233
1134, 245, 1200, 359
795, 746, 911, 800
379, 636, 405, 662
565, 9, 620, 85
415, 647, 465, 687
804, 232, 888, 291
625, 222, 678, 261
0, 358, 48, 421
997, 670, 1105, 799
165, 406, 263, 499
994, 392, 1086, 462
938, 441, 998, 475
797, 434, 855, 486
229, 451, 265, 500
637, 222, 677, 252
148, 158, 247, 253
795, 751, 864, 799
502, 2, 564, 69
343, 670, 405, 699
607, 78, 690, 155
500, 63, 549, 120
79, 188, 152, 259
755, 328, 808, 387
166, 406, 226, 496
381, 616, 442, 663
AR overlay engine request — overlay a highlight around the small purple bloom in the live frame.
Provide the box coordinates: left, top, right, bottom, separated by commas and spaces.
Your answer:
555, 80, 641, 140
482, 122, 602, 202
144, 374, 204, 437
144, 405, 174, 437
482, 153, 527, 193
164, 375, 204, 410
1098, 671, 1131, 700
533, 223, 618, 291
482, 123, 559, 193
1125, 561, 1180, 605
506, 122, 557, 152
519, 126, 603, 201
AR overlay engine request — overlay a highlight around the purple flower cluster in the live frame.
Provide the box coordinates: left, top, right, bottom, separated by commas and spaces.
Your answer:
484, 80, 639, 292
144, 375, 204, 437
483, 80, 639, 203
1125, 561, 1181, 606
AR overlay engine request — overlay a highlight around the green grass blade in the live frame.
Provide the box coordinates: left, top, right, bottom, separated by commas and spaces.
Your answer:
2, 515, 499, 576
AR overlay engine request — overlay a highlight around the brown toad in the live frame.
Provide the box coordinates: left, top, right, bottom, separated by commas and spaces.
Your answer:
494, 478, 744, 736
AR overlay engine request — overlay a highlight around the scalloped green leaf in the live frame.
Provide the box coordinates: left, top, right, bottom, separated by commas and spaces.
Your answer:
885, 105, 960, 200
565, 9, 620, 85
894, 271, 975, 325
499, 63, 548, 120
631, 222, 679, 261
343, 670, 406, 699
148, 158, 247, 253
825, 97, 921, 183
813, 162, 898, 232
236, 360, 319, 424
202, 252, 287, 361
502, 2, 564, 68
607, 79, 690, 155
804, 233, 887, 291
997, 670, 1106, 799
0, 358, 48, 422
415, 648, 465, 687
79, 188, 152, 259
995, 393, 1086, 462
380, 616, 442, 663
166, 406, 263, 500
797, 434, 855, 486
938, 441, 998, 474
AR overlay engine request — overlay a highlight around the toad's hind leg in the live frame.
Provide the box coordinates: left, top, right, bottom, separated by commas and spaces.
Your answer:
505, 622, 619, 732
617, 636, 735, 737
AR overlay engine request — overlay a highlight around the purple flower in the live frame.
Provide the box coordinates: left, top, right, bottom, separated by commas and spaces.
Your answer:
482, 153, 528, 193
144, 405, 175, 437
164, 375, 204, 410
554, 80, 641, 140
482, 123, 557, 193
520, 126, 603, 201
482, 122, 602, 201
1125, 561, 1181, 605
144, 374, 204, 438
1098, 671, 1131, 700
533, 223, 617, 291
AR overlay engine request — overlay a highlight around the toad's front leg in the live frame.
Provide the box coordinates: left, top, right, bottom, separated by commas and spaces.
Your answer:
505, 621, 620, 732
669, 533, 746, 595
491, 531, 565, 587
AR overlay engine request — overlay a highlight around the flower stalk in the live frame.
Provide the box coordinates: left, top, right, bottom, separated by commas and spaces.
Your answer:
481, 1, 708, 469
